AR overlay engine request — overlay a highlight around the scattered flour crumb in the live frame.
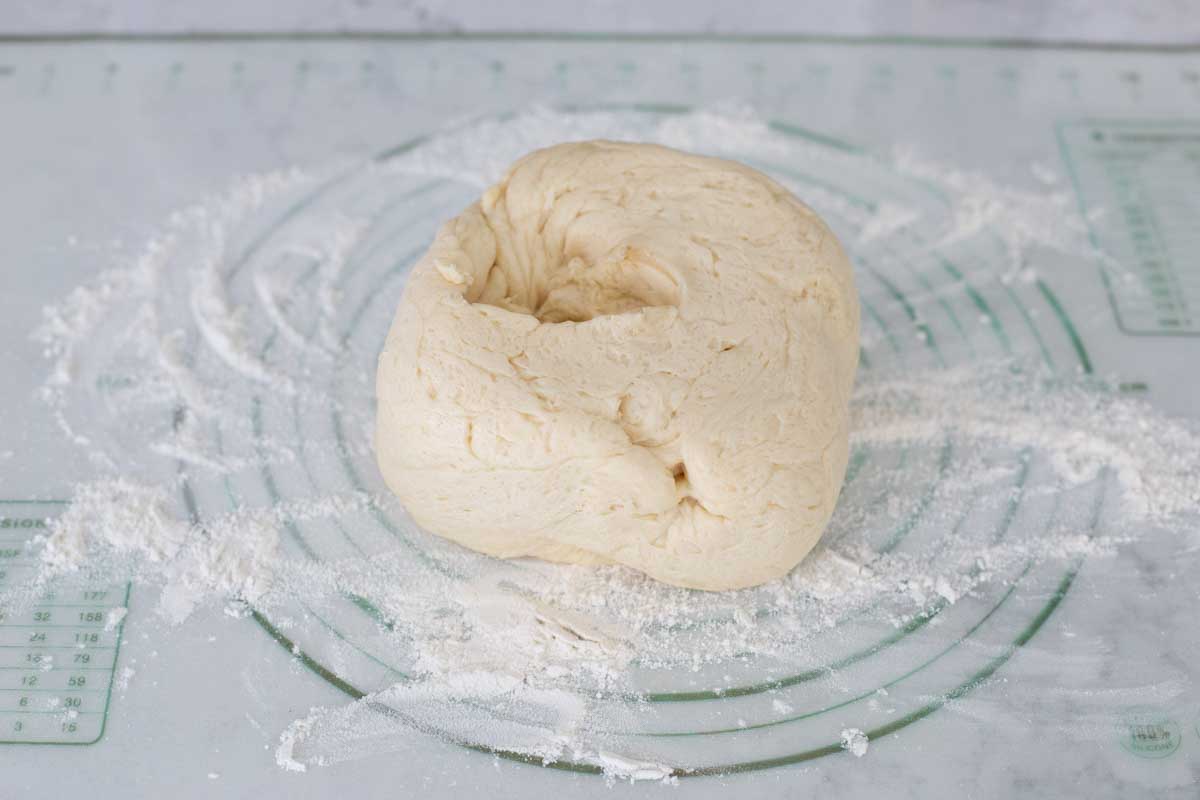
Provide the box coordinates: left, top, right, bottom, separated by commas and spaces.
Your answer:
841, 728, 870, 758
276, 716, 313, 773
104, 606, 128, 631
115, 665, 136, 691
595, 751, 677, 784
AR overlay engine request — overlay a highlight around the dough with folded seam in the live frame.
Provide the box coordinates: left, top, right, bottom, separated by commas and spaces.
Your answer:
376, 141, 859, 591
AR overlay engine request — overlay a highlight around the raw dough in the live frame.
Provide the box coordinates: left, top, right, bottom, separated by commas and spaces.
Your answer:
375, 141, 859, 590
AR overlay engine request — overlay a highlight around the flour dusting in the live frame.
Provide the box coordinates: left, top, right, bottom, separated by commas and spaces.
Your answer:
17, 106, 1200, 779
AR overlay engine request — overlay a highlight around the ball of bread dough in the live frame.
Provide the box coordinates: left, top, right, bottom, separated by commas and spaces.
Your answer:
375, 141, 859, 591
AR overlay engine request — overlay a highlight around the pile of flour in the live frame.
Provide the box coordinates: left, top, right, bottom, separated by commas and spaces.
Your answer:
20, 107, 1200, 780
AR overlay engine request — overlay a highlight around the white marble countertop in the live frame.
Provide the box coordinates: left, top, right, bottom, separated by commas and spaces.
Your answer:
3, 0, 1200, 44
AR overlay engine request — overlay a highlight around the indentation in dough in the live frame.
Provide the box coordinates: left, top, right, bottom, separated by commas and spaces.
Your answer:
478, 240, 681, 324
672, 462, 691, 499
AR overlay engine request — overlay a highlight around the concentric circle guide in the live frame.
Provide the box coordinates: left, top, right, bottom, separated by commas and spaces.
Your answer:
167, 106, 1105, 778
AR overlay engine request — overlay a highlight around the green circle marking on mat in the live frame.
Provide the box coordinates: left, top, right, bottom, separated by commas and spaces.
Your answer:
170, 105, 1102, 777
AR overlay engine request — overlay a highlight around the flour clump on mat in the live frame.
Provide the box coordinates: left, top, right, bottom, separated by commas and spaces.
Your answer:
375, 141, 860, 590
